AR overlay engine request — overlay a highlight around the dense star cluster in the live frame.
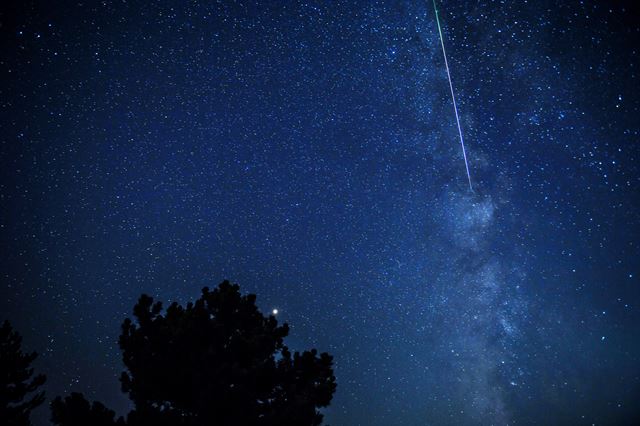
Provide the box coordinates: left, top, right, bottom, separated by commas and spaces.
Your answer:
1, 1, 639, 425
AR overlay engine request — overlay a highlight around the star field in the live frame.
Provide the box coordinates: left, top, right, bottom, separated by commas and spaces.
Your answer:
1, 1, 639, 425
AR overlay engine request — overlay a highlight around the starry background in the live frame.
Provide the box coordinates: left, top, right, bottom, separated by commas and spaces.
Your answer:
1, 0, 639, 425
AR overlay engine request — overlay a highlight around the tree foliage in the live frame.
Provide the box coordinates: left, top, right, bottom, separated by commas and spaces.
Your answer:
52, 280, 336, 426
0, 320, 46, 426
51, 393, 125, 426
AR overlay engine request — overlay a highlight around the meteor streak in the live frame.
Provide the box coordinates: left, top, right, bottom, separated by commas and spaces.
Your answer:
433, 0, 473, 191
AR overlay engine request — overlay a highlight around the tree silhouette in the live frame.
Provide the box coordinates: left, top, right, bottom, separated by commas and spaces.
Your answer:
0, 320, 46, 426
51, 393, 125, 426
52, 280, 336, 426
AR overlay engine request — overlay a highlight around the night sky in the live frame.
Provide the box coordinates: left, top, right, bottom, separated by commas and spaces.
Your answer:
2, 1, 640, 425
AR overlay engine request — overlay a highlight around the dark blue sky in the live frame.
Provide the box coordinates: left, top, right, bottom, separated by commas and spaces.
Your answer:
2, 1, 639, 424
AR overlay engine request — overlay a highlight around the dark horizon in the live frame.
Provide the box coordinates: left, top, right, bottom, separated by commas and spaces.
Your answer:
2, 0, 639, 425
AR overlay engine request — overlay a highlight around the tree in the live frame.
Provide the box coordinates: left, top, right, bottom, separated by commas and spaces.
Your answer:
53, 280, 336, 426
51, 393, 125, 426
0, 320, 46, 426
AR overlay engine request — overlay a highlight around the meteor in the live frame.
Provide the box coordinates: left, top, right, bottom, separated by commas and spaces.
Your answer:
433, 0, 473, 191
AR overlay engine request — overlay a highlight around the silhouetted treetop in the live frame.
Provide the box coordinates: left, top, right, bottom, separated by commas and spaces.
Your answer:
89, 279, 336, 426
51, 393, 125, 426
0, 320, 46, 426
